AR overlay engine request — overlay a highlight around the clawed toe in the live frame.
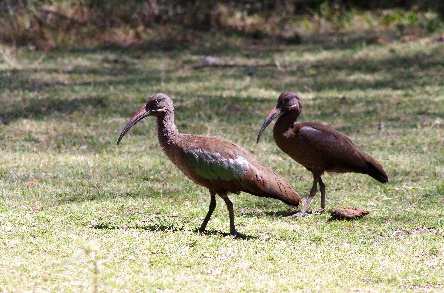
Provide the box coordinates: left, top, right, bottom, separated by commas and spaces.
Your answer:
196, 226, 208, 234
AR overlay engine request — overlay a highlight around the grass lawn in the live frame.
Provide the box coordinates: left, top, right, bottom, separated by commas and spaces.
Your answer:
1, 33, 443, 291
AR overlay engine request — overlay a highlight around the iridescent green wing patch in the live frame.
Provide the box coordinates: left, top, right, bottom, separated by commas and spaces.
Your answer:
183, 149, 250, 181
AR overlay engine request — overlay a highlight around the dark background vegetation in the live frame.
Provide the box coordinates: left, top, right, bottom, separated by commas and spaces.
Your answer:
1, 0, 444, 50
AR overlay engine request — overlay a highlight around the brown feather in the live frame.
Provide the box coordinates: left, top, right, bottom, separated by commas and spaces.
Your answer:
168, 134, 301, 206
275, 116, 387, 180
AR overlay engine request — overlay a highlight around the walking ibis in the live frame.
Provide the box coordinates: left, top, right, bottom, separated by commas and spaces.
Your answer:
256, 91, 388, 215
117, 93, 301, 237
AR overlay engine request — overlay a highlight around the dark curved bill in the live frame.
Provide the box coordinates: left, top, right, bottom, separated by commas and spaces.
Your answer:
256, 108, 280, 143
117, 105, 150, 144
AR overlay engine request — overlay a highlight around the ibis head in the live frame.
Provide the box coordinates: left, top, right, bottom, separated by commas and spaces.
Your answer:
256, 91, 302, 143
117, 93, 173, 144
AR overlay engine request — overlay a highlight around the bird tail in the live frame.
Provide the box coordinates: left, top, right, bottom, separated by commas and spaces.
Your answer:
362, 154, 388, 183
246, 167, 302, 207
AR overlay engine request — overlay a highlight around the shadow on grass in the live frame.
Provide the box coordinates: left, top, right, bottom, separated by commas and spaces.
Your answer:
90, 221, 257, 239
0, 95, 107, 124
240, 208, 302, 218
0, 66, 163, 93
60, 30, 396, 57
61, 28, 290, 57
194, 229, 257, 240
90, 221, 185, 232
1, 31, 442, 134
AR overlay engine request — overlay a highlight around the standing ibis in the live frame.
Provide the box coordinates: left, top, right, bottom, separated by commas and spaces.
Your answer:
256, 91, 388, 215
117, 93, 301, 237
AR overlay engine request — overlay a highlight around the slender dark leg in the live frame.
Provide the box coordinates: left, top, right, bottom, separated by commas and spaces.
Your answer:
219, 193, 239, 237
292, 174, 318, 217
302, 174, 319, 213
319, 177, 326, 211
198, 191, 216, 233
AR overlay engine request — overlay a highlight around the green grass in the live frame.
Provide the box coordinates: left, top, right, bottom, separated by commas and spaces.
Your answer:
1, 33, 443, 291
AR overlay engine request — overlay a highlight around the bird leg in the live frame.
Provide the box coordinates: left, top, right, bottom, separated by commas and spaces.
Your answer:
292, 176, 318, 217
303, 176, 319, 213
198, 191, 216, 233
219, 193, 241, 238
318, 177, 326, 212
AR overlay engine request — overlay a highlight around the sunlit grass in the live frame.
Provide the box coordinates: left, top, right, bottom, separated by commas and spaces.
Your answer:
0, 33, 443, 291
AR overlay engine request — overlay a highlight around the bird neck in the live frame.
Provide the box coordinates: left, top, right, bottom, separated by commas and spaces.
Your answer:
274, 111, 300, 134
156, 110, 179, 149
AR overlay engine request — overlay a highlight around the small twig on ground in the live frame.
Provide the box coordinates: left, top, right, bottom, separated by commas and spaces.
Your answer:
192, 56, 278, 70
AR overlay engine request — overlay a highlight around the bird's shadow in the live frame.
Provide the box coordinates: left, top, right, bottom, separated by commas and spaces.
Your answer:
266, 209, 303, 217
241, 208, 304, 218
193, 229, 257, 240
90, 221, 185, 232
90, 221, 256, 239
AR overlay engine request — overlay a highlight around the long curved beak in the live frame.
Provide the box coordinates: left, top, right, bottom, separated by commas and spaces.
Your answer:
117, 105, 150, 144
256, 107, 281, 143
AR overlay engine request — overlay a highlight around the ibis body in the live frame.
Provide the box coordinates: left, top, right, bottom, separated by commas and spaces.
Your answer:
118, 93, 301, 236
257, 92, 388, 214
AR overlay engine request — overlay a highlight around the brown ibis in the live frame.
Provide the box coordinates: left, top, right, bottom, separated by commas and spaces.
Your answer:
257, 91, 388, 216
117, 93, 301, 237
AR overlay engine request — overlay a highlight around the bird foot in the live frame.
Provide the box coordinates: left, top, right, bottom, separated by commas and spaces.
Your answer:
230, 230, 248, 239
195, 226, 207, 234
